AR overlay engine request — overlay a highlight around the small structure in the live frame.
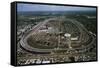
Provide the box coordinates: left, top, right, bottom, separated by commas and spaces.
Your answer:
64, 33, 72, 49
64, 33, 71, 37
71, 36, 78, 41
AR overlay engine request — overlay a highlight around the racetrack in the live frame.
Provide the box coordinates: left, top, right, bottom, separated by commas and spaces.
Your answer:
20, 17, 95, 53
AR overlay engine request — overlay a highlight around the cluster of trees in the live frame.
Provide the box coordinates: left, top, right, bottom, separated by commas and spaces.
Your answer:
17, 15, 48, 26
65, 15, 97, 34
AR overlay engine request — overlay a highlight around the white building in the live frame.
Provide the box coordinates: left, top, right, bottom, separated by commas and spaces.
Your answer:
71, 36, 78, 41
64, 33, 72, 49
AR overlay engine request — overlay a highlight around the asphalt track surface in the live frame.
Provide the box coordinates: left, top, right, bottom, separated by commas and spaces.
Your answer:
20, 17, 95, 53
